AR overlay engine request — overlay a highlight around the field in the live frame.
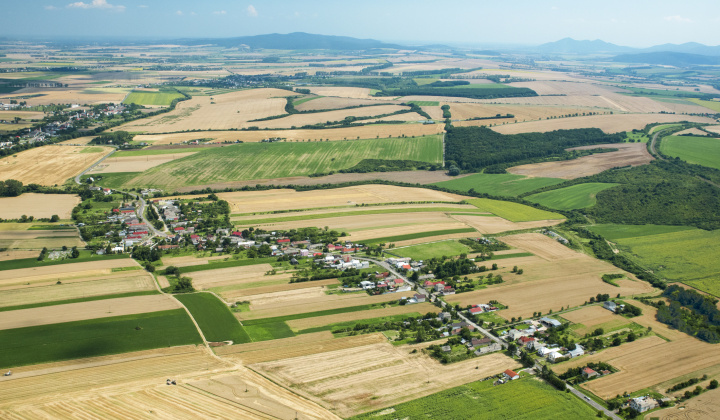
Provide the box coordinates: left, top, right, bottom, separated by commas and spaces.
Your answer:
132, 123, 444, 144
0, 193, 80, 219
467, 198, 565, 222
449, 103, 592, 124
652, 387, 720, 419
97, 136, 442, 190
588, 224, 720, 296
122, 90, 185, 106
294, 96, 388, 111
526, 183, 619, 210
660, 135, 720, 170
0, 309, 202, 368
562, 305, 633, 336
0, 145, 111, 186
89, 152, 197, 173
449, 214, 565, 235
0, 294, 180, 330
448, 233, 655, 319
687, 98, 720, 112
251, 341, 520, 417
285, 303, 438, 331
352, 377, 597, 420
174, 292, 251, 343
392, 240, 473, 260
492, 114, 714, 134
0, 227, 83, 249
255, 105, 410, 129
432, 173, 564, 197
508, 143, 653, 179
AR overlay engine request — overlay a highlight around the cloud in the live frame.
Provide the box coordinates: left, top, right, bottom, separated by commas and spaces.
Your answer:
664, 15, 692, 23
213, 10, 226, 15
44, 5, 57, 10
247, 5, 258, 17
176, 10, 182, 15
67, 0, 125, 11
138, 4, 148, 8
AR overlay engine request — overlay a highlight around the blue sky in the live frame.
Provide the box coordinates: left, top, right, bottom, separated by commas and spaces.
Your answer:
3, 0, 720, 47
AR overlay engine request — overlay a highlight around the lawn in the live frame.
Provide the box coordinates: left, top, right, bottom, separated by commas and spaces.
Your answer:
660, 135, 720, 170
589, 224, 720, 297
174, 292, 251, 343
101, 135, 443, 190
351, 377, 597, 420
123, 91, 185, 106
0, 309, 202, 369
361, 228, 477, 245
467, 198, 565, 222
526, 183, 619, 210
433, 173, 564, 197
392, 240, 472, 260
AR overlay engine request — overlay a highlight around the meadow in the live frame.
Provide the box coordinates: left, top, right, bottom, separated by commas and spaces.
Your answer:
432, 173, 564, 197
587, 224, 695, 241
687, 98, 720, 112
467, 198, 565, 222
0, 309, 202, 368
99, 135, 442, 189
526, 182, 619, 210
122, 90, 185, 106
350, 377, 597, 419
174, 292, 251, 343
660, 135, 720, 170
392, 240, 472, 260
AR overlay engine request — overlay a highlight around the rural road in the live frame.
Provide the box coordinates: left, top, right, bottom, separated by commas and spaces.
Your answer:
566, 384, 622, 420
648, 130, 664, 160
73, 147, 117, 184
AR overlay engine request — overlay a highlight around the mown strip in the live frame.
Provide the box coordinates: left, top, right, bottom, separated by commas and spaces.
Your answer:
0, 309, 202, 369
361, 228, 477, 245
177, 257, 277, 273
0, 253, 131, 272
175, 292, 251, 343
233, 207, 487, 225
0, 290, 159, 313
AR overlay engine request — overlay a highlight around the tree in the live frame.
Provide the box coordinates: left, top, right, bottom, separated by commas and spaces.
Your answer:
145, 263, 155, 273
70, 246, 80, 258
612, 337, 622, 346
173, 277, 194, 293
709, 379, 718, 390
50, 214, 59, 222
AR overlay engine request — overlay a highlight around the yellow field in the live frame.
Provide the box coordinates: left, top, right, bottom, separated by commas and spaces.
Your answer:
0, 193, 80, 219
230, 203, 478, 222
5, 87, 131, 106
652, 387, 720, 419
449, 103, 590, 123
562, 305, 633, 336
253, 105, 410, 129
492, 113, 714, 134
306, 86, 372, 98
295, 96, 391, 111
0, 145, 111, 186
90, 153, 197, 173
242, 211, 463, 232
0, 228, 83, 250
0, 258, 142, 288
450, 214, 564, 235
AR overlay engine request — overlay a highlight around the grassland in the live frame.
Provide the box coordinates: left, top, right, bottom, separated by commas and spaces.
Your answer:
361, 228, 477, 245
432, 173, 564, 197
526, 183, 619, 210
98, 135, 442, 189
174, 292, 251, 343
467, 198, 565, 222
660, 135, 720, 170
123, 90, 185, 106
625, 131, 649, 143
351, 377, 598, 420
408, 100, 439, 106
587, 224, 696, 241
0, 309, 202, 369
392, 240, 472, 260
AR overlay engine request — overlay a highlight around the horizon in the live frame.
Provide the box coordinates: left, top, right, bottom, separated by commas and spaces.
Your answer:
2, 0, 720, 48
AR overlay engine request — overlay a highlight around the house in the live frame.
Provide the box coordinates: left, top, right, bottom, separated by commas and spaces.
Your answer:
582, 367, 598, 379
630, 396, 658, 413
518, 336, 536, 348
360, 281, 375, 290
503, 369, 519, 381
603, 301, 617, 312
277, 238, 290, 244
471, 337, 492, 347
540, 317, 562, 328
537, 347, 560, 357
548, 351, 564, 363
414, 294, 426, 303
475, 343, 501, 355
102, 188, 112, 195
438, 312, 452, 322
568, 344, 585, 358
393, 278, 404, 286
443, 287, 455, 295
441, 345, 452, 353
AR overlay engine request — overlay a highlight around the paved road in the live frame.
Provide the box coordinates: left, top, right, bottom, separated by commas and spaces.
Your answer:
567, 384, 622, 420
74, 148, 117, 184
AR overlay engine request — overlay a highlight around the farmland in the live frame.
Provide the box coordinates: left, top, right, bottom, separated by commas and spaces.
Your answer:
0, 193, 80, 219
526, 182, 619, 210
97, 136, 442, 190
352, 377, 597, 420
392, 240, 473, 260
0, 145, 111, 186
0, 226, 83, 249
467, 198, 565, 222
174, 292, 251, 343
660, 135, 720, 170
432, 173, 564, 197
492, 113, 713, 134
122, 90, 185, 106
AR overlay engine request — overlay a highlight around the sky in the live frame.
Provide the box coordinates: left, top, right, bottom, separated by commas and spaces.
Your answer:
3, 0, 720, 47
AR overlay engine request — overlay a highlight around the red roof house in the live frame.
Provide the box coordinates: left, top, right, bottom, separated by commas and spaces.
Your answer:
503, 369, 519, 380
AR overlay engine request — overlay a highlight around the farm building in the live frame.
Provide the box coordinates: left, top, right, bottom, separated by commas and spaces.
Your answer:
603, 301, 617, 312
540, 317, 562, 328
503, 369, 519, 381
568, 344, 585, 358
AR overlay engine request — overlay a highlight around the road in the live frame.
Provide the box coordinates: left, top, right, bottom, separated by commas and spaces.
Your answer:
74, 147, 117, 184
647, 130, 664, 160
566, 384, 622, 420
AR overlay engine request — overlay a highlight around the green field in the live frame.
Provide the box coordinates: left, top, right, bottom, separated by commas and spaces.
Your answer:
433, 173, 564, 197
0, 252, 130, 272
351, 377, 597, 420
361, 228, 477, 245
98, 135, 443, 189
625, 131, 649, 143
526, 183, 619, 210
177, 257, 277, 274
660, 135, 720, 170
232, 207, 487, 225
467, 198, 565, 222
0, 309, 202, 369
688, 98, 720, 112
174, 292, 251, 343
588, 224, 720, 296
650, 123, 683, 134
408, 100, 440, 106
123, 91, 185, 106
80, 146, 106, 154
113, 147, 209, 157
392, 240, 472, 260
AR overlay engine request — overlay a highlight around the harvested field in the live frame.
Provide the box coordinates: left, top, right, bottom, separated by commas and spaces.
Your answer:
216, 185, 469, 214
0, 272, 156, 308
492, 114, 714, 135
160, 254, 232, 268
89, 153, 196, 173
184, 263, 273, 289
508, 143, 653, 179
499, 233, 579, 261
231, 203, 477, 221
0, 258, 139, 287
0, 229, 83, 250
217, 331, 387, 364
5, 87, 131, 106
253, 105, 409, 129
295, 96, 395, 111
115, 88, 295, 133
704, 125, 720, 135
0, 145, 111, 186
245, 212, 462, 232
344, 222, 472, 242
238, 289, 415, 321
219, 279, 339, 302
0, 294, 180, 330
450, 215, 564, 235
58, 136, 95, 145
562, 305, 632, 336
674, 127, 709, 136
449, 103, 588, 123
652, 387, 720, 419
287, 302, 438, 331
306, 86, 372, 99
251, 341, 520, 417
0, 250, 37, 261
133, 123, 444, 145
0, 193, 79, 219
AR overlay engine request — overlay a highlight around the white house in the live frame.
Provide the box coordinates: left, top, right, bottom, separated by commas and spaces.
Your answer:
548, 351, 564, 363
538, 347, 561, 357
360, 281, 375, 290
630, 396, 658, 413
568, 344, 585, 358
503, 369, 519, 380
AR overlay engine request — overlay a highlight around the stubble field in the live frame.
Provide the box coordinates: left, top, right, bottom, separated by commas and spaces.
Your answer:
492, 114, 714, 134
0, 193, 80, 219
0, 145, 111, 186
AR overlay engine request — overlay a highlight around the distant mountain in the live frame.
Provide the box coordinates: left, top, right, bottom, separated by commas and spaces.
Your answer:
534, 37, 634, 54
611, 51, 720, 66
640, 42, 720, 56
177, 32, 403, 51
